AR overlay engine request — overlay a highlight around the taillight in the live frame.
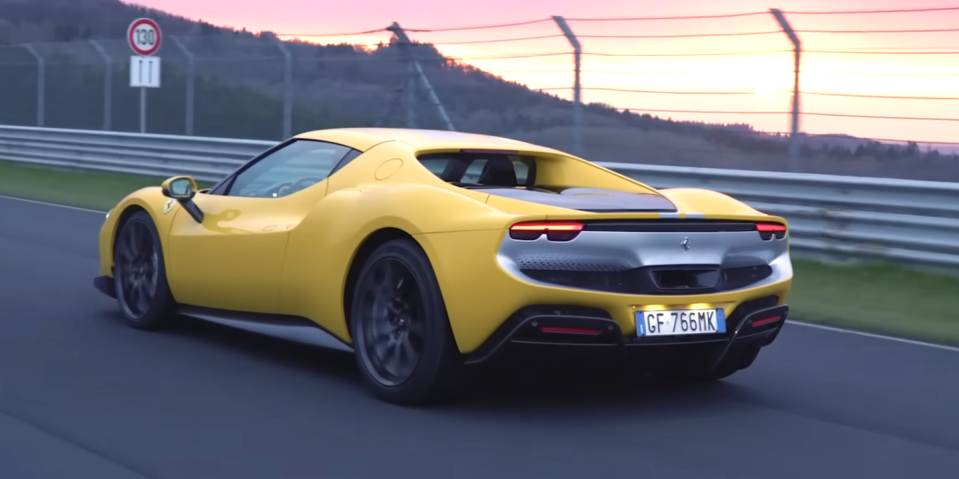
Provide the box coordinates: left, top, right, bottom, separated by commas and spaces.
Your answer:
756, 222, 787, 240
509, 221, 583, 241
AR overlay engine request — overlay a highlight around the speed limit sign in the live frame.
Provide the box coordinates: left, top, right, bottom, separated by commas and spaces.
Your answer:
128, 18, 162, 56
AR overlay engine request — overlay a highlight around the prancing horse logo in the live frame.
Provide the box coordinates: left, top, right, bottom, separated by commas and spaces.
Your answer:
680, 237, 690, 252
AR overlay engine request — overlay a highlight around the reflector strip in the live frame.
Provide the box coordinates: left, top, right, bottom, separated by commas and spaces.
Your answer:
751, 316, 781, 327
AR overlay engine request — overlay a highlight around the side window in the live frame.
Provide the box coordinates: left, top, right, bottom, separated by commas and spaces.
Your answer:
226, 140, 352, 198
512, 160, 529, 185
420, 158, 449, 176
461, 159, 487, 183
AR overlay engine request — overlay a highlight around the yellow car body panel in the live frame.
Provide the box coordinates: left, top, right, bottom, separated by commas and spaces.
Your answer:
164, 184, 328, 313
98, 189, 184, 277
97, 127, 792, 356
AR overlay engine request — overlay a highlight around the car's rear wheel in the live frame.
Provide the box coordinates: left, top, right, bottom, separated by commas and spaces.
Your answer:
113, 210, 177, 330
350, 239, 463, 405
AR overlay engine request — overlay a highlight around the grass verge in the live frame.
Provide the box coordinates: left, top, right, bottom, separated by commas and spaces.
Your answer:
789, 259, 959, 346
0, 160, 213, 211
3, 160, 958, 346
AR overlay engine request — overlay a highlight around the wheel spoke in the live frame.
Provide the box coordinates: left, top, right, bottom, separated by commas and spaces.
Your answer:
121, 231, 136, 259
138, 279, 152, 301
119, 239, 135, 263
134, 224, 148, 251
398, 336, 418, 369
116, 221, 159, 320
357, 257, 430, 387
372, 337, 391, 360
127, 279, 141, 306
136, 282, 151, 312
382, 339, 401, 369
375, 264, 397, 298
371, 317, 393, 343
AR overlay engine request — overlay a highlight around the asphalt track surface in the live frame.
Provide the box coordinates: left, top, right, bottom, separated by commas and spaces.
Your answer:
2, 195, 959, 479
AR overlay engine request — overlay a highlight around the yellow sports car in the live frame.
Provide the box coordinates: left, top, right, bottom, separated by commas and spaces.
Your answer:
94, 128, 792, 404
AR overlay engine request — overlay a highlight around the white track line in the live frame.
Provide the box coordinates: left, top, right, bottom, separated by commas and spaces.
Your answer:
4, 194, 958, 354
0, 194, 106, 214
787, 320, 959, 353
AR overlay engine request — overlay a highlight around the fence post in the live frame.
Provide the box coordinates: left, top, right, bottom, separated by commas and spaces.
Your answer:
89, 40, 112, 131
402, 40, 417, 128
387, 22, 456, 131
171, 36, 195, 136
264, 32, 293, 139
770, 9, 802, 172
552, 16, 583, 158
22, 44, 45, 127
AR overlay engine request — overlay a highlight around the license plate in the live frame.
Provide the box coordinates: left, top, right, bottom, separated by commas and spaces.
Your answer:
635, 309, 726, 337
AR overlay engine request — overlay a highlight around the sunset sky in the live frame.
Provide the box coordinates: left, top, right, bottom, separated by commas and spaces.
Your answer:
130, 0, 959, 145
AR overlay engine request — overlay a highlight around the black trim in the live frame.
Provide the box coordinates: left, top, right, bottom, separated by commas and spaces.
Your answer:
182, 201, 204, 223
93, 275, 116, 298
703, 304, 788, 370
178, 305, 316, 326
520, 263, 774, 296
465, 297, 785, 366
465, 305, 620, 365
176, 305, 354, 352
460, 149, 519, 155
582, 219, 760, 233
329, 148, 363, 176
578, 209, 677, 213
736, 305, 789, 340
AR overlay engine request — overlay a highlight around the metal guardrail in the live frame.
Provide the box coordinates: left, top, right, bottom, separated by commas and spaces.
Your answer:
597, 162, 959, 268
0, 125, 272, 182
2, 124, 958, 269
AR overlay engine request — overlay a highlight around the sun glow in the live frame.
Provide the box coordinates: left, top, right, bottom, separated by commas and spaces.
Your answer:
276, 24, 959, 143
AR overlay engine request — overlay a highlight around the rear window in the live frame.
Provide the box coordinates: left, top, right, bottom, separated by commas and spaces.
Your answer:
418, 153, 535, 188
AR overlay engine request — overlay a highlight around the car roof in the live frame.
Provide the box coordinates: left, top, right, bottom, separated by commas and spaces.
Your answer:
294, 128, 562, 155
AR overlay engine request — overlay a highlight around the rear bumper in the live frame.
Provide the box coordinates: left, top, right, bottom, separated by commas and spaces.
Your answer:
465, 297, 787, 369
93, 275, 116, 299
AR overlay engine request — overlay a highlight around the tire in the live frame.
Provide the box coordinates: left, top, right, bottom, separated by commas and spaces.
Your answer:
112, 210, 177, 330
349, 239, 464, 405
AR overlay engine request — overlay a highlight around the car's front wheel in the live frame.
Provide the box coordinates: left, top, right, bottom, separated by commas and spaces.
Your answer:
113, 210, 177, 330
349, 239, 463, 405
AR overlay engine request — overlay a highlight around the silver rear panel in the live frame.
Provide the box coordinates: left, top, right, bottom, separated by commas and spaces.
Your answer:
497, 224, 791, 295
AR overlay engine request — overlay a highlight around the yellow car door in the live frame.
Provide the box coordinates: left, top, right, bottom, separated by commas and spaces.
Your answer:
165, 139, 361, 314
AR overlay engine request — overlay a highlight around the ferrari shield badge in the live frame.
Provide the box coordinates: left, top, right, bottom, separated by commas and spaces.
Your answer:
163, 198, 176, 214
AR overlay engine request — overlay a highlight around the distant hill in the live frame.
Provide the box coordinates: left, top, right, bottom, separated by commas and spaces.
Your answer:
0, 0, 957, 181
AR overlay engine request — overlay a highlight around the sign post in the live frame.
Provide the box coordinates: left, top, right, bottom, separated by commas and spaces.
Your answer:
127, 18, 162, 133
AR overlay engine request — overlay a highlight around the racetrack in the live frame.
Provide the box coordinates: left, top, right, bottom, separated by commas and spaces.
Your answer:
2, 195, 959, 479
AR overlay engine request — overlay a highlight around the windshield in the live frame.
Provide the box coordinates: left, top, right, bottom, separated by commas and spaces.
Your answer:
417, 152, 535, 189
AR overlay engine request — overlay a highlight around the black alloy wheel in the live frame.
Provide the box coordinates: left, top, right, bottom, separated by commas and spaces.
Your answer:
113, 211, 177, 330
350, 239, 463, 405
355, 257, 426, 386
115, 220, 158, 318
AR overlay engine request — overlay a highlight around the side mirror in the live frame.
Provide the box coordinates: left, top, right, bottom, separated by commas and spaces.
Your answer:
161, 176, 197, 201
161, 176, 204, 223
